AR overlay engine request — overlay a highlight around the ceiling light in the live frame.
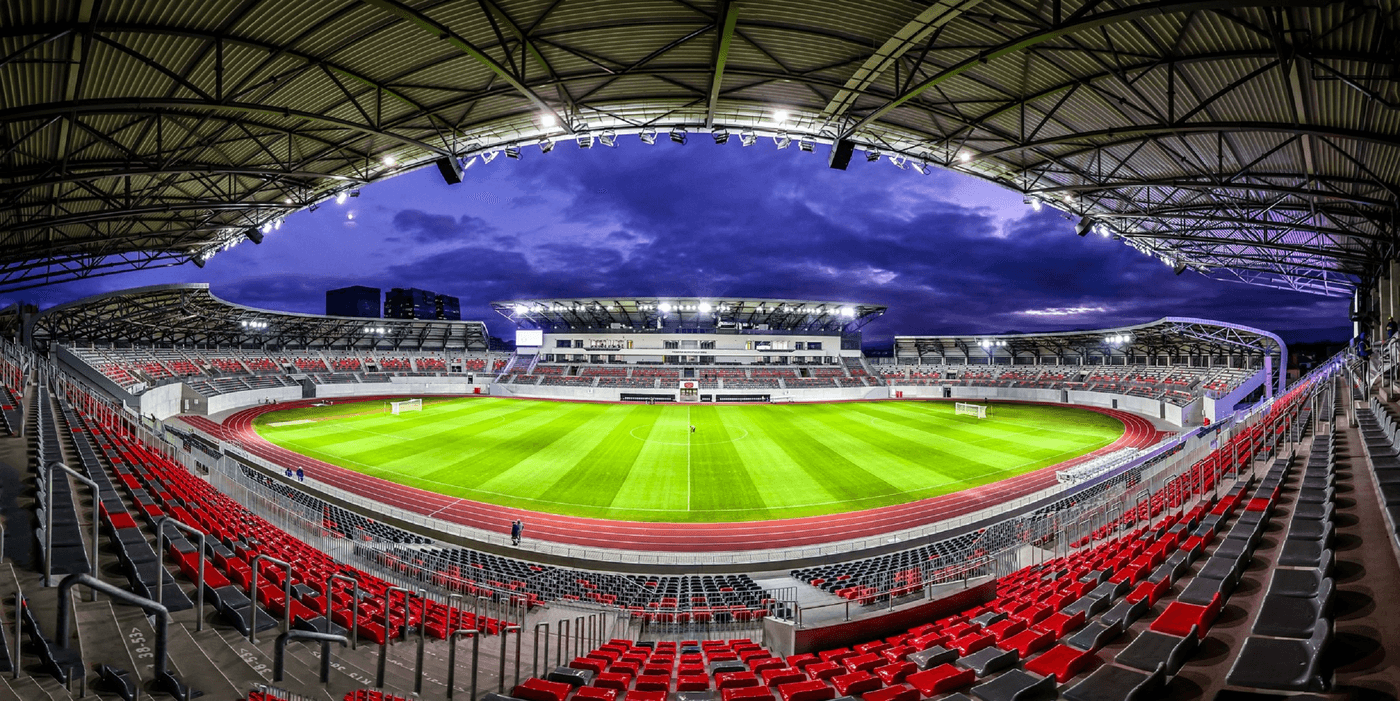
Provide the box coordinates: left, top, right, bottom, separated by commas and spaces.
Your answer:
774, 133, 791, 149
505, 146, 521, 159
798, 139, 814, 152
335, 192, 348, 205
911, 161, 929, 175
639, 129, 657, 145
599, 130, 617, 147
957, 151, 972, 163
773, 110, 789, 123
540, 113, 556, 128
711, 128, 729, 144
669, 127, 687, 145
462, 155, 477, 169
865, 149, 881, 162
889, 155, 907, 170
383, 155, 396, 167
576, 133, 594, 148
699, 302, 713, 313
1029, 198, 1041, 211
482, 150, 500, 164
538, 137, 554, 154
740, 129, 757, 146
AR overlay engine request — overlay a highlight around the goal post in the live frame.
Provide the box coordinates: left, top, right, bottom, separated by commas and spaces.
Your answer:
390, 398, 423, 415
955, 402, 988, 419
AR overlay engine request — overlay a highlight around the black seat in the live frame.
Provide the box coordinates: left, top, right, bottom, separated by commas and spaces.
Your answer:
1060, 663, 1164, 701
547, 666, 593, 687
1225, 623, 1329, 691
1252, 579, 1333, 639
1115, 626, 1198, 677
1065, 620, 1122, 652
908, 645, 958, 669
955, 646, 1017, 677
969, 669, 1056, 701
1100, 598, 1147, 630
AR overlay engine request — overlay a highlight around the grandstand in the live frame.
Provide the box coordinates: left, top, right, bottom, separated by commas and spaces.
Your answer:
0, 0, 1398, 697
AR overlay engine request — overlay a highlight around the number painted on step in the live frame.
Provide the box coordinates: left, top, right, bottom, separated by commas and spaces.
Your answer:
127, 627, 154, 659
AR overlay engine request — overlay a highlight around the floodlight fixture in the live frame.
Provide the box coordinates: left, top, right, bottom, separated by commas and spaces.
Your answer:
711, 128, 729, 144
1027, 198, 1041, 211
639, 129, 657, 144
774, 133, 792, 149
482, 150, 500, 164
889, 155, 907, 170
739, 129, 757, 146
1174, 260, 1188, 275
514, 304, 529, 315
335, 191, 348, 205
599, 130, 617, 147
1075, 217, 1095, 237
658, 302, 672, 313
669, 127, 687, 144
284, 197, 292, 204
539, 137, 554, 153
840, 306, 855, 318
504, 146, 521, 159
798, 139, 814, 152
957, 150, 972, 163
382, 155, 397, 167
462, 155, 478, 170
540, 112, 557, 128
576, 133, 594, 148
699, 302, 713, 313
773, 109, 789, 124
865, 149, 881, 162
274, 219, 283, 230
911, 161, 929, 175
261, 223, 272, 234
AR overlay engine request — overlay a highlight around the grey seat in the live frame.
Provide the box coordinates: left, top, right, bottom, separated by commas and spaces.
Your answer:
1061, 590, 1111, 619
1278, 541, 1333, 569
1294, 487, 1334, 504
1080, 569, 1111, 585
1061, 663, 1164, 701
908, 645, 957, 670
1252, 579, 1333, 639
1270, 568, 1325, 597
955, 646, 1018, 677
1177, 573, 1230, 606
1198, 551, 1247, 588
1289, 518, 1333, 541
1100, 598, 1148, 630
1211, 536, 1250, 561
1225, 624, 1329, 691
1065, 619, 1122, 652
969, 669, 1056, 701
709, 660, 746, 675
548, 667, 593, 687
675, 692, 716, 701
971, 611, 1008, 627
1115, 626, 1198, 677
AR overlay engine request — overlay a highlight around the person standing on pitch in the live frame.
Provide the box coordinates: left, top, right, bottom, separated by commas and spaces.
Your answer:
511, 519, 522, 546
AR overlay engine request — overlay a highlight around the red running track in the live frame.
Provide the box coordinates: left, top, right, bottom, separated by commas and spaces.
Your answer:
183, 398, 1168, 552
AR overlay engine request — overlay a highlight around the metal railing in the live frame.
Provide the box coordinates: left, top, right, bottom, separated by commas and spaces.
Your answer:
274, 630, 348, 684
43, 461, 100, 592
248, 554, 294, 644
55, 573, 184, 698
154, 516, 207, 629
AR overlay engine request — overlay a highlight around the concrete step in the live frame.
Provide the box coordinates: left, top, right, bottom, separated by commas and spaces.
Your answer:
3, 673, 57, 700
198, 626, 334, 700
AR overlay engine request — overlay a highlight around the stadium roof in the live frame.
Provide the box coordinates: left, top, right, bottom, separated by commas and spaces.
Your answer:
896, 316, 1286, 389
1, 0, 1395, 296
19, 283, 488, 351
492, 297, 885, 333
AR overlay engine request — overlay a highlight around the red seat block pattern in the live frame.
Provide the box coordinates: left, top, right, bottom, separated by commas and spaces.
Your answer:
831, 670, 881, 697
777, 679, 836, 701
573, 687, 619, 701
999, 628, 1053, 658
907, 664, 974, 696
1023, 644, 1094, 683
512, 678, 572, 701
1151, 594, 1221, 640
721, 687, 774, 701
864, 684, 918, 701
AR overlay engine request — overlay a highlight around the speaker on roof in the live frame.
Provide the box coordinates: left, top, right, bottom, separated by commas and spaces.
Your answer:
828, 138, 856, 170
435, 156, 463, 185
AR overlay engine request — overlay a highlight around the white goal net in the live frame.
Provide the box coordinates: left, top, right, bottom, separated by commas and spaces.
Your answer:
955, 402, 988, 419
390, 398, 423, 415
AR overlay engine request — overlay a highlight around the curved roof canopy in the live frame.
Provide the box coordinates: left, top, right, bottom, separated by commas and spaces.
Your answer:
26, 283, 488, 351
493, 297, 885, 333
2, 0, 1395, 295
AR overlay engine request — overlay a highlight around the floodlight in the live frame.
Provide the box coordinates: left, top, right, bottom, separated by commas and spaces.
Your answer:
599, 130, 617, 147
538, 137, 554, 153
711, 128, 729, 144
889, 155, 907, 170
576, 133, 594, 148
274, 219, 282, 230
1174, 261, 1188, 275
540, 113, 556, 128
1075, 217, 1094, 237
957, 150, 972, 163
699, 302, 713, 313
284, 197, 292, 204
462, 155, 477, 170
639, 129, 657, 144
350, 190, 360, 197
773, 110, 789, 123
514, 304, 529, 315
261, 223, 272, 234
911, 161, 929, 175
669, 127, 687, 144
658, 302, 671, 313
505, 146, 521, 159
740, 129, 757, 146
482, 150, 500, 164
841, 306, 855, 318
774, 133, 792, 149
347, 212, 354, 220
798, 139, 814, 152
865, 149, 881, 162
383, 155, 396, 167
335, 192, 348, 205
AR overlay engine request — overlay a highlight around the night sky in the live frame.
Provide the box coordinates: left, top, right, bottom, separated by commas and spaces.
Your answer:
4, 140, 1351, 346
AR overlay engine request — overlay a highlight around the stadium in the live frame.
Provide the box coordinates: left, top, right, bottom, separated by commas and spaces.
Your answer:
0, 1, 1396, 701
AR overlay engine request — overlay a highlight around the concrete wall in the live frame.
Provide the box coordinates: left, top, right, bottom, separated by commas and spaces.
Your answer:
887, 383, 1189, 427
206, 386, 303, 415
316, 380, 479, 399
137, 381, 184, 420
494, 383, 887, 403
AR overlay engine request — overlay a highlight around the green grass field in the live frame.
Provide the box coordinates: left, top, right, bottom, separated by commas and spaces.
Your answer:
253, 398, 1123, 523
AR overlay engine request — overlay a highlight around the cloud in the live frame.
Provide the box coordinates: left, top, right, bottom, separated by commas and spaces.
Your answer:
391, 210, 494, 243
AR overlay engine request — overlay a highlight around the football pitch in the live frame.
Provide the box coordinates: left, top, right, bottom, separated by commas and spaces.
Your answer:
253, 398, 1124, 523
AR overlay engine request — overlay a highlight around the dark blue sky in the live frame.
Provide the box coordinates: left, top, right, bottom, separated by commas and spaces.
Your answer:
4, 140, 1351, 345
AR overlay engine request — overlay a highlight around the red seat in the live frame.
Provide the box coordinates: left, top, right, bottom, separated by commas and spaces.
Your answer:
983, 618, 1026, 643
786, 654, 819, 671
750, 657, 786, 675
831, 670, 881, 697
634, 674, 670, 692
677, 675, 710, 692
1151, 594, 1221, 639
627, 691, 666, 701
760, 668, 806, 688
610, 661, 639, 676
874, 661, 915, 685
950, 631, 994, 656
777, 679, 833, 701
1125, 578, 1169, 606
1012, 603, 1053, 626
1023, 644, 1094, 683
818, 649, 853, 664
805, 662, 842, 680
716, 672, 760, 690
571, 657, 606, 675
863, 684, 917, 701
842, 653, 882, 673
574, 687, 618, 701
721, 686, 774, 701
998, 628, 1053, 658
906, 664, 974, 696
880, 645, 915, 663
593, 672, 631, 690
1038, 610, 1086, 639
512, 678, 572, 701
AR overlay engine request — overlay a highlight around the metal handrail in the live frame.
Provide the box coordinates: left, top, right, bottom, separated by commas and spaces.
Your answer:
155, 516, 207, 630
446, 628, 479, 700
499, 624, 522, 693
273, 630, 348, 684
248, 554, 294, 644
55, 573, 177, 692
44, 462, 101, 594
325, 573, 360, 649
533, 622, 550, 677
376, 585, 412, 688
414, 587, 428, 696
12, 591, 21, 679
